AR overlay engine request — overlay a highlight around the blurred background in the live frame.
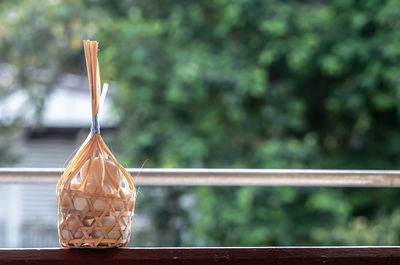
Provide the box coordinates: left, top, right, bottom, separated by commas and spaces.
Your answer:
1, 0, 400, 247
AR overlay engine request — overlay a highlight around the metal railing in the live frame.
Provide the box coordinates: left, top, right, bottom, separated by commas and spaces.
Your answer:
1, 168, 400, 187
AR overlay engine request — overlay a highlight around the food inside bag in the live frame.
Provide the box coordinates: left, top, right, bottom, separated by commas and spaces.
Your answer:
56, 40, 136, 248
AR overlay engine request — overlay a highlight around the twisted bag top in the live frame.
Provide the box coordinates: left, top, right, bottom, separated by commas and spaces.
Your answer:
56, 40, 135, 248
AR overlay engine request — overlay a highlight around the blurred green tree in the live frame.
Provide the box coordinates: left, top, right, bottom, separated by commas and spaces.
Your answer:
2, 0, 400, 246
99, 0, 400, 245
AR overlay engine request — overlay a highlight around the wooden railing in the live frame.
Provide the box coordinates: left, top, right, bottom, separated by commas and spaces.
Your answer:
1, 168, 400, 264
1, 247, 400, 264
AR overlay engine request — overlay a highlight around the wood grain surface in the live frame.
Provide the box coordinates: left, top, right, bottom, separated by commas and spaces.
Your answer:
1, 247, 400, 265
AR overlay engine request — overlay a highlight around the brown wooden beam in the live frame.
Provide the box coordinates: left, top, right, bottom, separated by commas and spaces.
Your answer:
1, 247, 400, 265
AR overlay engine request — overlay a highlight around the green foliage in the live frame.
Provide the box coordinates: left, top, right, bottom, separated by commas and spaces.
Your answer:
2, 0, 400, 246
98, 0, 400, 245
0, 0, 109, 124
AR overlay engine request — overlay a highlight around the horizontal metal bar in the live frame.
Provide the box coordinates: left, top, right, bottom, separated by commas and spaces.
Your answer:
1, 168, 400, 187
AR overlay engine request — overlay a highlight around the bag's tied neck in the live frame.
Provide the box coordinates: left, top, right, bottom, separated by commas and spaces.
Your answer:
91, 115, 100, 134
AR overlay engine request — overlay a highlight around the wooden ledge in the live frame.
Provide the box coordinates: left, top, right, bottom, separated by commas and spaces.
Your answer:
1, 247, 400, 264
